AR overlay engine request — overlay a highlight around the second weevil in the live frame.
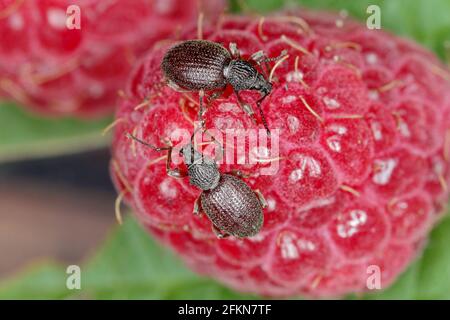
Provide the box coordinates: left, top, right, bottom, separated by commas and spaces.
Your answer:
161, 39, 287, 135
127, 132, 267, 238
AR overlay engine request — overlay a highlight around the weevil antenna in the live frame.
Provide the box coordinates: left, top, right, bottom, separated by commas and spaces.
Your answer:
256, 92, 271, 136
188, 126, 204, 163
126, 133, 171, 152
190, 126, 203, 144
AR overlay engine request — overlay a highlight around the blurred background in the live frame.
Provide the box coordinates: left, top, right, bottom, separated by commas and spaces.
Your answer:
0, 0, 450, 299
0, 149, 115, 277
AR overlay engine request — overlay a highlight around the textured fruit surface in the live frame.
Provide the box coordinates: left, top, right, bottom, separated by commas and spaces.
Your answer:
110, 10, 450, 297
0, 0, 224, 117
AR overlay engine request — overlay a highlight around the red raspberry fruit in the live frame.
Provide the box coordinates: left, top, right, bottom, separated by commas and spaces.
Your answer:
0, 0, 224, 117
110, 10, 450, 297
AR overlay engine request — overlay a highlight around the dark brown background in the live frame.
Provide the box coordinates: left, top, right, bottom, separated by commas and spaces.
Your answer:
0, 150, 116, 277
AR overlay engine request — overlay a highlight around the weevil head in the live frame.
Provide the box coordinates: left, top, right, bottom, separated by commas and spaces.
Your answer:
225, 60, 259, 91
225, 59, 272, 95
180, 143, 221, 190
252, 73, 272, 95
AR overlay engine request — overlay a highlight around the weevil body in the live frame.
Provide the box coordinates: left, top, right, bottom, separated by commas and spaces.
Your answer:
179, 143, 264, 237
200, 174, 263, 238
162, 40, 231, 91
128, 134, 266, 238
162, 40, 271, 94
161, 40, 284, 134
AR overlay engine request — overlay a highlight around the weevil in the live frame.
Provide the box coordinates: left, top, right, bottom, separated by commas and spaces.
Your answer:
161, 39, 287, 135
127, 132, 267, 238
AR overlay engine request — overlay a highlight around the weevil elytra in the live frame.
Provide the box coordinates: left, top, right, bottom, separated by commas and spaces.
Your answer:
161, 39, 287, 135
127, 132, 267, 238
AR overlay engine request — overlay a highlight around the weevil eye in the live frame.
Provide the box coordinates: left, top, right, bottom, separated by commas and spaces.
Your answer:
260, 80, 272, 94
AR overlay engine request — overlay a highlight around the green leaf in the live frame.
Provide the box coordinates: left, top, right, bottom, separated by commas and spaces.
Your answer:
0, 102, 111, 163
415, 217, 450, 299
0, 263, 71, 299
363, 261, 421, 300
0, 217, 256, 299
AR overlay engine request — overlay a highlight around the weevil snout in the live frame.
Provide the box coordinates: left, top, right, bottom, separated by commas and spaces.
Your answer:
258, 75, 272, 95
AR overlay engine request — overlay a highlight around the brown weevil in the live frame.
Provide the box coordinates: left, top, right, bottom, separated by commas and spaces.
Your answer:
161, 39, 287, 135
127, 132, 267, 238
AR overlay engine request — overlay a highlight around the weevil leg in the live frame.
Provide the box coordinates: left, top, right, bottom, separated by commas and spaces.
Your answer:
193, 196, 202, 215
254, 189, 268, 208
126, 133, 187, 178
203, 88, 226, 116
234, 90, 257, 124
198, 95, 226, 163
256, 92, 271, 136
196, 89, 226, 147
126, 133, 171, 152
251, 50, 289, 79
232, 47, 272, 135
253, 50, 289, 64
166, 145, 188, 179
206, 88, 225, 105
197, 89, 206, 130
229, 42, 240, 59
250, 50, 270, 78
212, 225, 230, 239
228, 169, 251, 179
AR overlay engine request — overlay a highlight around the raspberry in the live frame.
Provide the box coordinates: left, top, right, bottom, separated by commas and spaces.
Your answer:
0, 0, 224, 117
110, 10, 450, 297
